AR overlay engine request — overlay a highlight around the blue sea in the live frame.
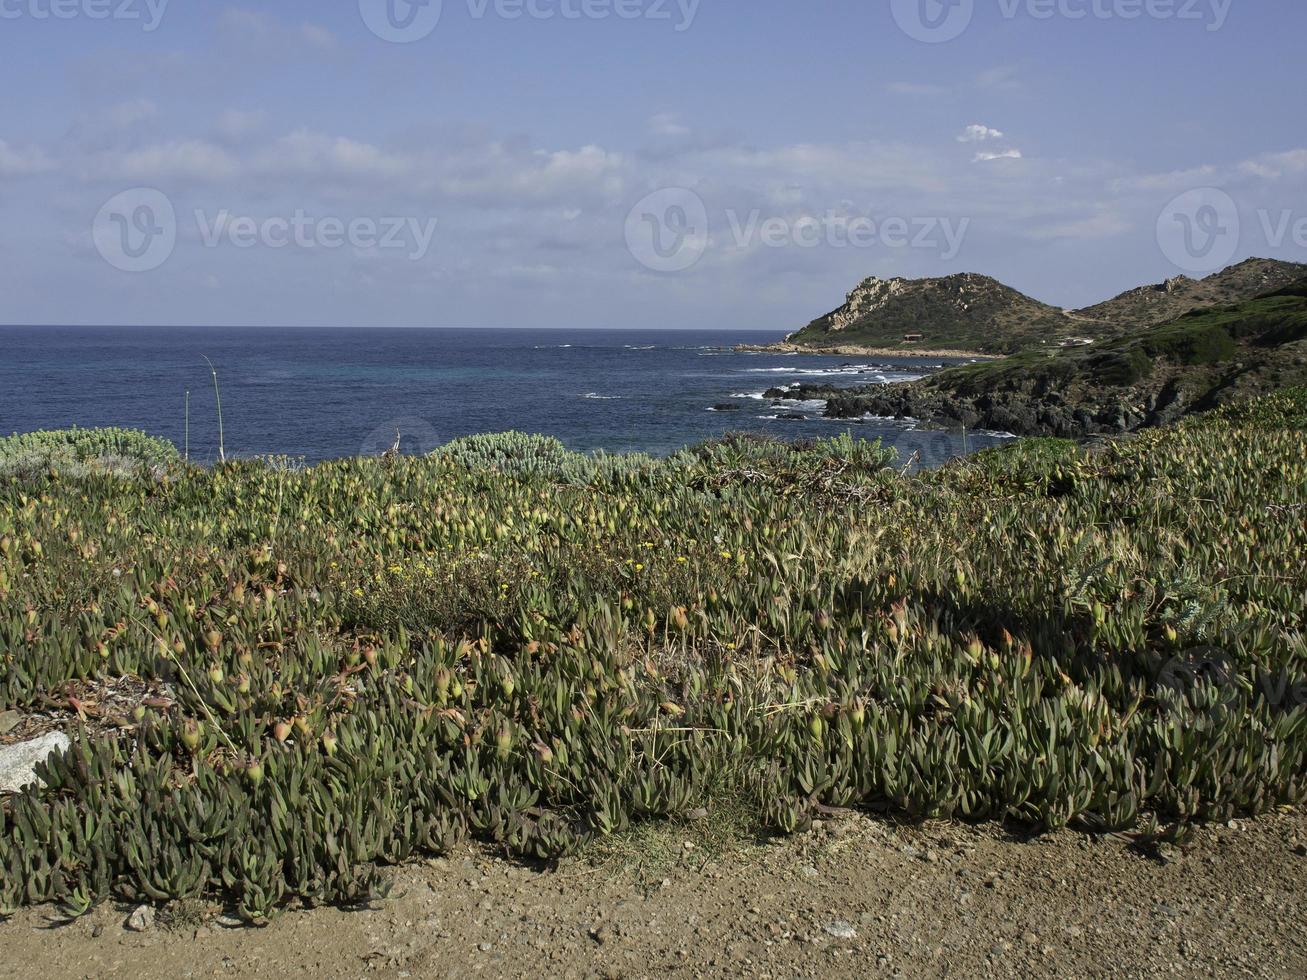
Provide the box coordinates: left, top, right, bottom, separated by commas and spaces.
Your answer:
0, 327, 1012, 466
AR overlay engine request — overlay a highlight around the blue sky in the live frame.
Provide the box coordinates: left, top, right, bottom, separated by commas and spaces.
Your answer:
0, 0, 1304, 328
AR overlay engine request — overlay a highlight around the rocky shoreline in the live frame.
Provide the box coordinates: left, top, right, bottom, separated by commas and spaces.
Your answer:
735, 342, 1000, 360
772, 381, 1190, 439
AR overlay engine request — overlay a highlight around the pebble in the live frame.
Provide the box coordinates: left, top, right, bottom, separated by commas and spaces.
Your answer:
824, 921, 857, 941
0, 710, 21, 735
125, 905, 155, 932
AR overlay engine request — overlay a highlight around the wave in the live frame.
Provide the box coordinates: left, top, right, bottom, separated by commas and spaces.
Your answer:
739, 365, 924, 382
769, 398, 828, 413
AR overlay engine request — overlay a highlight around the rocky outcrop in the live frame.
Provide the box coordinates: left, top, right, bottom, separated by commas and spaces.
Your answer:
810, 276, 915, 334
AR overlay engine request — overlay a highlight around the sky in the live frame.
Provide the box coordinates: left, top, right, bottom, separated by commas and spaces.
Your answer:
0, 0, 1304, 329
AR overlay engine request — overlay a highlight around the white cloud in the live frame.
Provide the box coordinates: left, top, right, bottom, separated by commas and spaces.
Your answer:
85, 139, 241, 181
958, 125, 1005, 143
973, 149, 1023, 162
1238, 149, 1307, 180
103, 99, 158, 130
975, 66, 1022, 91
0, 140, 52, 177
1027, 209, 1131, 241
214, 109, 267, 143
253, 130, 412, 181
299, 23, 337, 50
648, 113, 690, 138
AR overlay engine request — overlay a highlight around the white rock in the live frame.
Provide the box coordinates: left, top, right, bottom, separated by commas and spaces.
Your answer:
0, 732, 71, 794
126, 904, 155, 932
824, 921, 857, 941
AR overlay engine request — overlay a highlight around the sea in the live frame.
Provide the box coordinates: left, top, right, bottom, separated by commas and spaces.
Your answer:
0, 327, 1013, 467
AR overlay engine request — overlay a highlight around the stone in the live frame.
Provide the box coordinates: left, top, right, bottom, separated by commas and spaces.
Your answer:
0, 731, 71, 794
0, 710, 21, 735
125, 905, 155, 932
824, 921, 857, 941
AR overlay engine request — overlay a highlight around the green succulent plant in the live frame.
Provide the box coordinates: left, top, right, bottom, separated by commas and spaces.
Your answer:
0, 394, 1304, 920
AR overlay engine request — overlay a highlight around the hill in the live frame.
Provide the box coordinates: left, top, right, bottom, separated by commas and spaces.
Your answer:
1073, 257, 1307, 329
804, 278, 1307, 437
782, 272, 1074, 355
779, 259, 1307, 357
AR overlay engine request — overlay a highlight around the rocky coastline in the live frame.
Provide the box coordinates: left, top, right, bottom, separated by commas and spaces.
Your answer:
771, 381, 1192, 439
735, 342, 1000, 360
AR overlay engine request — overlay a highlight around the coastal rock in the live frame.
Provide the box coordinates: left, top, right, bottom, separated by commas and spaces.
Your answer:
0, 731, 71, 794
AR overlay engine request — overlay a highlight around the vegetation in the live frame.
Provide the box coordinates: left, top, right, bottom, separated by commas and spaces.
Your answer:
816, 281, 1307, 436
0, 397, 1304, 922
0, 427, 180, 480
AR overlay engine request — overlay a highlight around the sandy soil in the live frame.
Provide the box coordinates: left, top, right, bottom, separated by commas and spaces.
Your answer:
2, 809, 1304, 979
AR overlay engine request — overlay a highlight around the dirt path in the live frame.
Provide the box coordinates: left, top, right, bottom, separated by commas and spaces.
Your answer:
3, 810, 1304, 979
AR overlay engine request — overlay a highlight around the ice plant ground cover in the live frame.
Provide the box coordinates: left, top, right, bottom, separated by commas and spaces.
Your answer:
0, 394, 1304, 922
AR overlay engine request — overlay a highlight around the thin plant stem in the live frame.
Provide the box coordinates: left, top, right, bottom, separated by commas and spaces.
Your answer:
201, 356, 225, 463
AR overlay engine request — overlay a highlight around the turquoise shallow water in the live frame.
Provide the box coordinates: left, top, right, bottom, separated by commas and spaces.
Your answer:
0, 326, 1011, 465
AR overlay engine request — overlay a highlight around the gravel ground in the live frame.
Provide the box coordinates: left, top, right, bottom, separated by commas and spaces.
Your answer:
2, 809, 1304, 979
